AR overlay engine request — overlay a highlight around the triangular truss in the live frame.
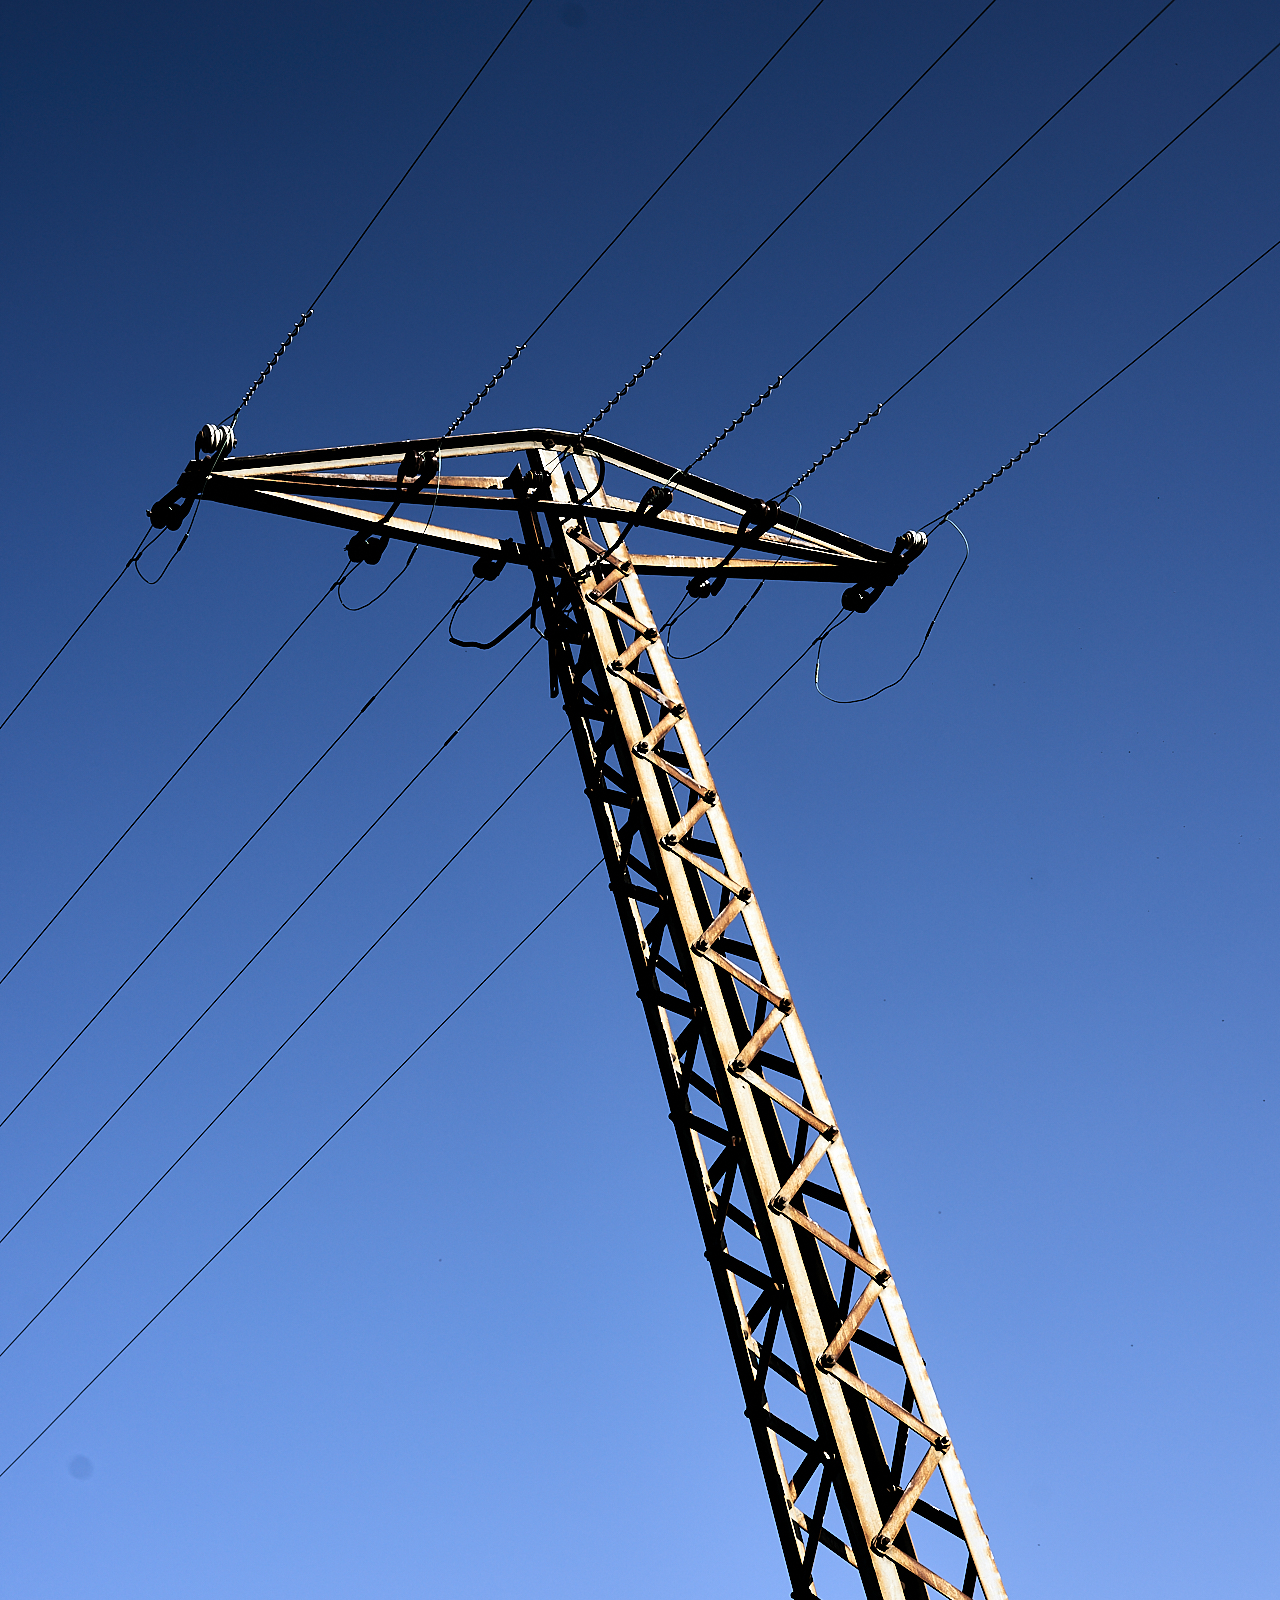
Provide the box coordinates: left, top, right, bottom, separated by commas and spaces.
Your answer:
194, 427, 919, 602
168, 431, 1006, 1599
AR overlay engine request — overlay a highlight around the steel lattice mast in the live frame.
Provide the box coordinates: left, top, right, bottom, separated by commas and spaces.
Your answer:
156, 428, 1008, 1600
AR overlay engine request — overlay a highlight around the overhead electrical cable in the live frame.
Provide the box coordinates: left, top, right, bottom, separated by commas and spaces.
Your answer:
0, 527, 161, 738
922, 233, 1280, 527
224, 0, 535, 426
0, 600, 893, 1460
814, 521, 970, 704
0, 581, 481, 1132
809, 237, 1280, 704
444, 0, 832, 433
0, 643, 539, 1247
689, 0, 1181, 471
0, 0, 527, 728
0, 579, 342, 996
560, 0, 1000, 444
0, 528, 184, 745
0, 729, 571, 1363
0, 859, 601, 1481
778, 36, 1280, 499
665, 0, 1177, 657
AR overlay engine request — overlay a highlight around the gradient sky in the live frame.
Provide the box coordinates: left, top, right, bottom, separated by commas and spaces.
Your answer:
2, 3, 1276, 1596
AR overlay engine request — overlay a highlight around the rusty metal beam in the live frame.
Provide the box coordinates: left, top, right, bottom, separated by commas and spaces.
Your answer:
179, 430, 1004, 1600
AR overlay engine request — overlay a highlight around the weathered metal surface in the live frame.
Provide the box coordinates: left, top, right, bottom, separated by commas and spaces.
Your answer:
191, 430, 1005, 1600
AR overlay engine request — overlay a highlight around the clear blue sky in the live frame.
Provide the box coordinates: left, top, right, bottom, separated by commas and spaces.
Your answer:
2, 2, 1276, 1596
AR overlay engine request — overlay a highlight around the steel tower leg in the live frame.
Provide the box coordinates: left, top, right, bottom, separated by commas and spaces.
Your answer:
516, 448, 1007, 1600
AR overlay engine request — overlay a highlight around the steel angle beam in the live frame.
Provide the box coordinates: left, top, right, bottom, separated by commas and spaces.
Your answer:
202, 428, 918, 583
171, 427, 1002, 1599
508, 449, 1006, 1600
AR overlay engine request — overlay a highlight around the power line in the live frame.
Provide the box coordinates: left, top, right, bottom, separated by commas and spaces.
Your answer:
226, 1, 535, 425
0, 859, 600, 1482
0, 578, 341, 997
0, 615, 865, 1450
5, 7, 530, 743
0, 581, 479, 1132
704, 613, 845, 753
781, 35, 1280, 499
741, 0, 1181, 472
808, 237, 1280, 702
0, 728, 570, 1366
814, 522, 970, 705
570, 0, 1000, 443
0, 643, 538, 1248
446, 0, 831, 432
927, 233, 1280, 526
0, 525, 168, 738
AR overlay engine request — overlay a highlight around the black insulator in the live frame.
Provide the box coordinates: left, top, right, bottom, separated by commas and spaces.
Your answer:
841, 583, 884, 614
472, 538, 517, 582
735, 498, 781, 540
346, 530, 391, 565
399, 444, 440, 487
148, 495, 186, 531
634, 484, 674, 520
685, 569, 731, 600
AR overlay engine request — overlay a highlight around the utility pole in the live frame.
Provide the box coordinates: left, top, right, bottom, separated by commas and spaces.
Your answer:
157, 427, 1007, 1600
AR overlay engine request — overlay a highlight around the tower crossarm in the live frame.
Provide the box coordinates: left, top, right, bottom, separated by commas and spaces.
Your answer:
185, 429, 926, 593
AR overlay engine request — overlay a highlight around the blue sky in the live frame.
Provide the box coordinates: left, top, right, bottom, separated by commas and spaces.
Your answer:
1, 2, 1276, 1596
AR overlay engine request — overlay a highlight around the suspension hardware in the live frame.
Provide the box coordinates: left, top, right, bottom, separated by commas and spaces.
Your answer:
147, 423, 237, 531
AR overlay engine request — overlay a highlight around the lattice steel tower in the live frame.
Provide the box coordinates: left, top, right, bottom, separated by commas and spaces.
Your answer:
152, 426, 1007, 1600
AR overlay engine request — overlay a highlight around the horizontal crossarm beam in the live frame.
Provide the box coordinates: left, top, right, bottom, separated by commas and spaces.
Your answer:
207, 426, 912, 573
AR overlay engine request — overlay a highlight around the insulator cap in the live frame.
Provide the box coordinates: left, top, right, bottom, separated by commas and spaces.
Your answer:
194, 423, 236, 458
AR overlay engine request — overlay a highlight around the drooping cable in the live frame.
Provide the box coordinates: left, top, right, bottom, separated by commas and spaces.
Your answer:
0, 577, 341, 998
0, 728, 571, 1366
780, 36, 1280, 499
658, 493, 804, 657
668, 582, 765, 661
0, 859, 600, 1481
337, 544, 418, 610
0, 642, 539, 1249
224, 1, 535, 426
808, 239, 1280, 704
132, 506, 199, 584
0, 580, 473, 1132
814, 521, 969, 704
